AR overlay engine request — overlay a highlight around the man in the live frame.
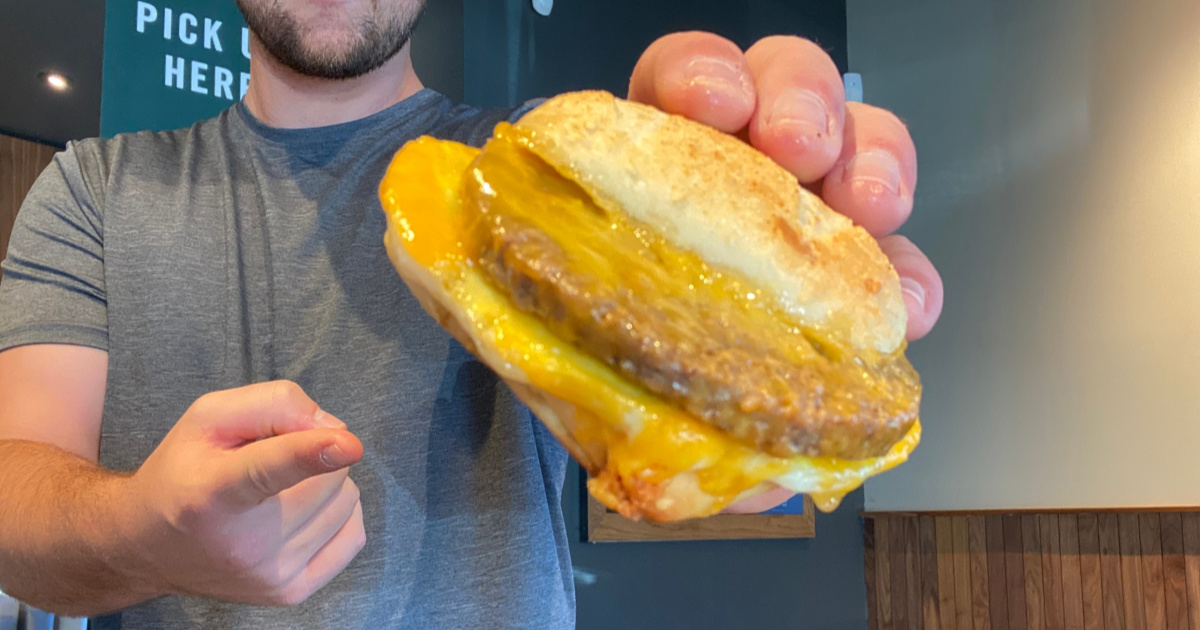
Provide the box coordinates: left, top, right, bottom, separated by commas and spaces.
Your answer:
0, 0, 943, 627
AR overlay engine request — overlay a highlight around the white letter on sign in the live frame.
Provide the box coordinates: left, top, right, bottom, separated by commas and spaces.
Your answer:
191, 60, 209, 94
179, 13, 198, 45
204, 18, 223, 51
214, 66, 234, 100
136, 1, 157, 33
241, 27, 251, 60
164, 54, 184, 89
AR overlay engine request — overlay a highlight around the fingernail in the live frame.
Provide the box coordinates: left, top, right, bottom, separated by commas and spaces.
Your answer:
899, 277, 926, 313
320, 444, 350, 468
682, 56, 755, 109
844, 149, 901, 197
313, 409, 346, 430
766, 88, 831, 140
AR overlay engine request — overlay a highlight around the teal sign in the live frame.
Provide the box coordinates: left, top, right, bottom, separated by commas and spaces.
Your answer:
101, 0, 250, 136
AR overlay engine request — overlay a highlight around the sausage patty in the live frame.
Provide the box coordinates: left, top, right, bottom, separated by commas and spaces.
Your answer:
477, 214, 920, 461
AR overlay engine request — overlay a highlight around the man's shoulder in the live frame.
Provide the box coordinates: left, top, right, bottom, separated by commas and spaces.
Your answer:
71, 113, 228, 178
60, 115, 236, 212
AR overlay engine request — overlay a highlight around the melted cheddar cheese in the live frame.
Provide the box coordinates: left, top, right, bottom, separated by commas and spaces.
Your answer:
379, 135, 920, 517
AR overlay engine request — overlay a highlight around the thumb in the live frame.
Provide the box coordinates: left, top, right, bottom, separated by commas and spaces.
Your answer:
217, 428, 364, 507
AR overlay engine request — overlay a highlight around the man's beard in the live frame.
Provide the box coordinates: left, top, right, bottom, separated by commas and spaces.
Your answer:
236, 1, 425, 80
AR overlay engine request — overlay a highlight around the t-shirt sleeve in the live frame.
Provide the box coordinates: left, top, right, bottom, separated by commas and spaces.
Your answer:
0, 141, 108, 352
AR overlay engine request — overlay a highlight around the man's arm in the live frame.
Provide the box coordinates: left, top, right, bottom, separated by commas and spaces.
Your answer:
0, 345, 368, 616
0, 344, 158, 615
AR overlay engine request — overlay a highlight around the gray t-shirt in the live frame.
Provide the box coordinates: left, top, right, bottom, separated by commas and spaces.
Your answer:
0, 90, 574, 629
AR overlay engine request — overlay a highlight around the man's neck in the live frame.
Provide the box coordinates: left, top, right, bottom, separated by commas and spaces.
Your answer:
242, 38, 425, 129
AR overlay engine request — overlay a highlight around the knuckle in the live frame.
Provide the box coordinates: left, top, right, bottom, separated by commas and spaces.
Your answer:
268, 380, 318, 424
268, 380, 305, 405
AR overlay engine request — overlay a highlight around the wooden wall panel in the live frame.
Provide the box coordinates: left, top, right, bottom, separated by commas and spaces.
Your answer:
892, 516, 912, 629
936, 516, 956, 630
906, 517, 922, 630
920, 516, 942, 630
1179, 514, 1200, 630
867, 518, 881, 630
1022, 515, 1046, 630
954, 517, 973, 629
865, 512, 1200, 630
878, 517, 895, 630
1057, 515, 1085, 629
1005, 515, 1030, 630
1158, 513, 1188, 630
1140, 514, 1167, 630
1075, 514, 1104, 630
968, 516, 992, 630
986, 515, 1010, 630
0, 134, 59, 271
1039, 515, 1065, 630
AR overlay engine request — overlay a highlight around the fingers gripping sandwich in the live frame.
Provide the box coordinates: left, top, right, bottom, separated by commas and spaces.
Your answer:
379, 91, 921, 523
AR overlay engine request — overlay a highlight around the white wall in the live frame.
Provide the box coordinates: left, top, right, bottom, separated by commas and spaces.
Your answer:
854, 0, 1200, 511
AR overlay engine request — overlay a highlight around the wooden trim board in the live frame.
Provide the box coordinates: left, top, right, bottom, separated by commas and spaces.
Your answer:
584, 492, 815, 542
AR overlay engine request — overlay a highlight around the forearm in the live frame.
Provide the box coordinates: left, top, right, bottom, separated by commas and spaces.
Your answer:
0, 439, 160, 616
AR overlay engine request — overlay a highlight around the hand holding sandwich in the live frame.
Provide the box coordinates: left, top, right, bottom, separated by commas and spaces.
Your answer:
625, 33, 943, 514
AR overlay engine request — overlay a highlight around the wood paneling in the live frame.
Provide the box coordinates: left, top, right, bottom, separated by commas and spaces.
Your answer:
893, 515, 912, 629
1179, 514, 1200, 630
865, 512, 1200, 630
986, 515, 1010, 630
1158, 513, 1187, 630
1099, 514, 1126, 629
920, 516, 942, 630
1022, 515, 1045, 630
879, 517, 895, 630
1057, 515, 1085, 629
1140, 514, 1167, 630
968, 516, 992, 630
867, 517, 881, 630
954, 517, 973, 629
1040, 515, 1065, 630
1076, 514, 1104, 630
936, 516, 956, 630
1120, 513, 1148, 630
0, 134, 59, 271
1005, 515, 1030, 630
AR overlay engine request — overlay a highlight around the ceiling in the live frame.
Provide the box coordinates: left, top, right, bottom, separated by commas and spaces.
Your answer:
0, 0, 105, 147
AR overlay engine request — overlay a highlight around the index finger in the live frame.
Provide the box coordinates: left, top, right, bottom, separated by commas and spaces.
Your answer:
627, 31, 757, 134
197, 380, 346, 447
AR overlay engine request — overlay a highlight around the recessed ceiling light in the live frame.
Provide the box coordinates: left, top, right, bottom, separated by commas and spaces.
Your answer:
40, 72, 71, 92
